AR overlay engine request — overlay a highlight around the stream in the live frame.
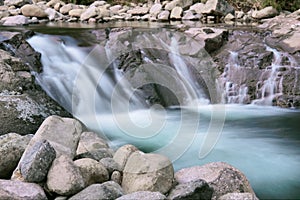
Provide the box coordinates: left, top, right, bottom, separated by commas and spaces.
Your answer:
26, 25, 300, 199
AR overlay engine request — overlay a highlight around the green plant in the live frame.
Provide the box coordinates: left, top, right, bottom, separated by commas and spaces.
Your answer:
262, 0, 300, 11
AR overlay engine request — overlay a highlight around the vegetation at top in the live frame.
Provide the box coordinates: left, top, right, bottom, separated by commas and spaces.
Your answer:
63, 0, 300, 12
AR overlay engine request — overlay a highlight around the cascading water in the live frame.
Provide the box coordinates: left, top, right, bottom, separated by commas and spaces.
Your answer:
27, 29, 300, 199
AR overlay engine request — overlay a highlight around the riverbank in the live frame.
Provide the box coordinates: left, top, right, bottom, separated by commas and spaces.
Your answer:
0, 115, 258, 200
0, 0, 282, 26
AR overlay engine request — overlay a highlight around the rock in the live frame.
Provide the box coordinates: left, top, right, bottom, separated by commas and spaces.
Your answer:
98, 7, 110, 17
69, 181, 123, 200
45, 8, 65, 21
182, 10, 200, 20
69, 8, 84, 17
122, 152, 174, 194
90, 0, 106, 7
46, 0, 64, 8
100, 157, 121, 174
21, 115, 83, 159
74, 158, 109, 186
235, 11, 244, 19
110, 5, 122, 14
21, 4, 47, 18
4, 0, 30, 7
150, 3, 162, 17
158, 10, 170, 21
0, 179, 47, 200
47, 155, 85, 196
113, 144, 139, 171
185, 27, 228, 53
224, 13, 235, 21
8, 8, 21, 16
2, 15, 29, 26
117, 191, 166, 200
59, 3, 76, 15
19, 140, 56, 182
111, 171, 122, 185
0, 133, 32, 179
175, 162, 256, 200
76, 131, 109, 154
127, 7, 149, 15
167, 179, 213, 200
189, 3, 205, 14
219, 192, 259, 200
75, 147, 114, 161
281, 32, 300, 54
252, 6, 278, 19
80, 6, 98, 21
170, 6, 182, 20
0, 31, 41, 72
202, 0, 234, 15
164, 1, 177, 11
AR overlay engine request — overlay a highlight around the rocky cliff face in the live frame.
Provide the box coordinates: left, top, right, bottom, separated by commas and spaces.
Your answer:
0, 31, 70, 135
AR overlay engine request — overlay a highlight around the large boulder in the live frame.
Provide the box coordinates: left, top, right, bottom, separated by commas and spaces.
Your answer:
69, 181, 124, 200
150, 3, 162, 18
47, 155, 85, 196
20, 115, 83, 158
170, 6, 183, 20
202, 0, 234, 15
21, 4, 48, 18
76, 131, 109, 156
122, 151, 174, 194
0, 133, 32, 179
0, 180, 47, 199
175, 162, 257, 199
127, 7, 149, 15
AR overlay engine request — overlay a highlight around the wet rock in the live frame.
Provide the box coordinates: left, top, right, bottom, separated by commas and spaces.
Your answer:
47, 155, 85, 196
122, 151, 174, 194
170, 6, 182, 20
219, 192, 259, 200
167, 179, 213, 200
74, 158, 109, 186
0, 133, 32, 179
252, 6, 278, 19
19, 140, 56, 182
175, 162, 257, 200
80, 6, 98, 21
202, 0, 234, 16
0, 179, 47, 200
69, 181, 123, 200
113, 144, 139, 171
21, 4, 47, 18
117, 191, 166, 200
1, 15, 29, 26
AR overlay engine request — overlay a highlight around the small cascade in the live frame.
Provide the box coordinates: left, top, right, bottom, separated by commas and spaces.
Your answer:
252, 46, 296, 105
220, 51, 250, 104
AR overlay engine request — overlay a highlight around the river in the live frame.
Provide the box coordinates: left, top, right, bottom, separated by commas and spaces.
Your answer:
26, 23, 300, 199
